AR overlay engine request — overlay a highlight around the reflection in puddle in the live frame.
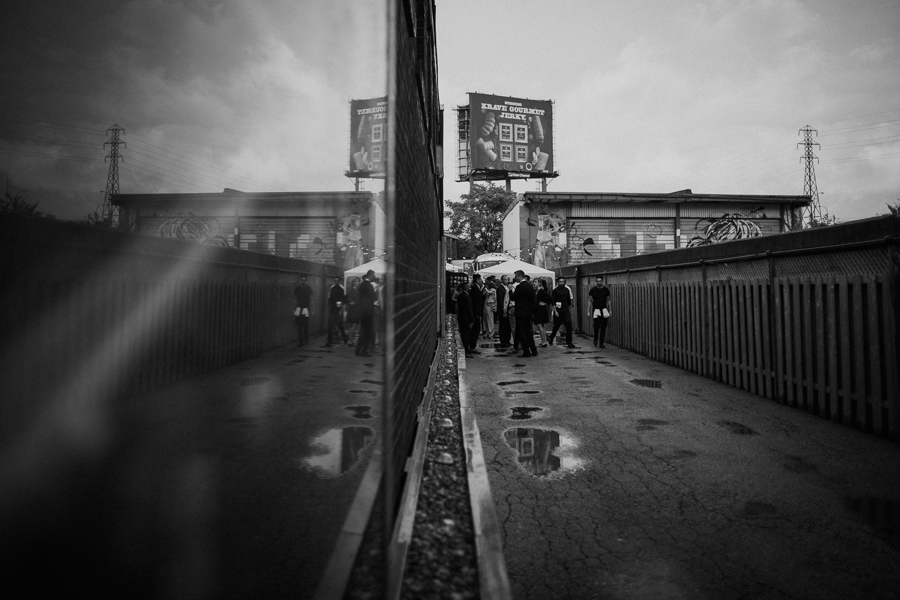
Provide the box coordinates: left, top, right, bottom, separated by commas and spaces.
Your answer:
345, 405, 373, 419
503, 427, 584, 477
509, 406, 543, 420
630, 379, 662, 388
302, 426, 374, 477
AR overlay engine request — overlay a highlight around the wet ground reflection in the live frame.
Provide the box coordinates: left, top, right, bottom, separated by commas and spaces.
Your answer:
503, 427, 584, 477
302, 426, 374, 477
509, 406, 543, 420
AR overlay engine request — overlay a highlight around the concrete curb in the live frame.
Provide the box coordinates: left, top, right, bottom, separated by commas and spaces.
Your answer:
457, 330, 512, 600
313, 435, 383, 600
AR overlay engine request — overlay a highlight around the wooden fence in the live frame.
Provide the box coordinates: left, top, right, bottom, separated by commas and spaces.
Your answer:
0, 215, 339, 437
565, 216, 900, 439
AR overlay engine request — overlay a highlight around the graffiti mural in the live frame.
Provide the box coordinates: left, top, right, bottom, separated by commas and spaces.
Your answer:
530, 210, 566, 269
337, 212, 365, 269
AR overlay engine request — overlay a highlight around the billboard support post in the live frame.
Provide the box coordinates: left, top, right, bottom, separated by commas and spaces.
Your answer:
505, 179, 511, 193
541, 178, 547, 192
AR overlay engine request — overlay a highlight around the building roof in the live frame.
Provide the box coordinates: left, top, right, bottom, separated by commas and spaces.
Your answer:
503, 189, 811, 220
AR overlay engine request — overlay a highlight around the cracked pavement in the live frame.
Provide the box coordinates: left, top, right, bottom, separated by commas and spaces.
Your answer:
463, 335, 900, 600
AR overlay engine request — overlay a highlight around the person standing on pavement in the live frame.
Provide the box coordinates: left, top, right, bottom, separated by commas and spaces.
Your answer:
323, 276, 349, 347
355, 270, 377, 357
511, 270, 538, 357
455, 282, 478, 358
482, 279, 497, 340
293, 275, 313, 347
469, 273, 485, 346
534, 278, 552, 348
496, 275, 511, 348
548, 276, 576, 348
589, 275, 611, 348
346, 277, 360, 346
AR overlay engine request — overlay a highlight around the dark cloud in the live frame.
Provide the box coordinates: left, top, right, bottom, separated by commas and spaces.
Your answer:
1, 0, 386, 219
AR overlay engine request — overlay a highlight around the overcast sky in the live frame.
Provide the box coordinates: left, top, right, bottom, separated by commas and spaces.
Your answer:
1, 0, 897, 222
0, 0, 386, 220
440, 0, 900, 222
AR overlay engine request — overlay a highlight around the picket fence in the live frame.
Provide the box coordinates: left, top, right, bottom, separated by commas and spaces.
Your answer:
567, 216, 900, 439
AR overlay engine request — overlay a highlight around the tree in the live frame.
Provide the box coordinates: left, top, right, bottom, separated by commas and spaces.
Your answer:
885, 200, 900, 216
0, 192, 54, 218
444, 184, 515, 257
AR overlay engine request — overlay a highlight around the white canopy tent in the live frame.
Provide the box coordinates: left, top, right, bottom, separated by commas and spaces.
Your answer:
475, 259, 556, 285
343, 257, 386, 287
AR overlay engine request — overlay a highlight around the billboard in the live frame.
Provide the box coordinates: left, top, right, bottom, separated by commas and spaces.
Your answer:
348, 97, 388, 178
467, 93, 554, 178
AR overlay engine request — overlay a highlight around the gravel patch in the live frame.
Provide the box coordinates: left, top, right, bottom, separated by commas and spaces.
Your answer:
345, 316, 479, 599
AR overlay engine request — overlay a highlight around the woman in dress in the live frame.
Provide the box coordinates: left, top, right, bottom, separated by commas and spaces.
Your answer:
534, 278, 552, 347
482, 280, 497, 339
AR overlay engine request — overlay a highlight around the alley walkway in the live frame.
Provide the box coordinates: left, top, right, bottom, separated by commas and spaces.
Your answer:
4, 336, 382, 599
461, 334, 900, 600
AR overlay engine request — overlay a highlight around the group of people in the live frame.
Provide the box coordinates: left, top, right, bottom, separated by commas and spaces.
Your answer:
455, 270, 611, 359
293, 269, 382, 357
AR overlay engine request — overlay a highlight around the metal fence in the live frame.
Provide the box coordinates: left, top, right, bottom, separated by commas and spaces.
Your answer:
564, 216, 900, 438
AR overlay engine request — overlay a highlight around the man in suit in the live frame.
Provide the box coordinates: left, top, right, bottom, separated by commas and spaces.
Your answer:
323, 276, 349, 347
355, 270, 377, 357
455, 282, 477, 358
495, 275, 511, 348
510, 270, 537, 357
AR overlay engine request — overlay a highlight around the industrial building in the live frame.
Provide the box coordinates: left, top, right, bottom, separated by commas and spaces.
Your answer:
113, 188, 385, 270
501, 189, 811, 269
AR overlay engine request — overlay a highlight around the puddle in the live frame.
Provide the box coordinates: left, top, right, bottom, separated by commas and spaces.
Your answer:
504, 390, 541, 398
359, 379, 383, 385
783, 454, 818, 474
345, 405, 373, 419
718, 420, 758, 435
508, 406, 543, 420
348, 389, 378, 395
636, 418, 670, 431
301, 426, 374, 477
846, 496, 900, 550
497, 380, 530, 386
630, 379, 662, 388
503, 427, 584, 477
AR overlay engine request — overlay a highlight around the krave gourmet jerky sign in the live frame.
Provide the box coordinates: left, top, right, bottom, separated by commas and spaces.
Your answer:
469, 93, 553, 175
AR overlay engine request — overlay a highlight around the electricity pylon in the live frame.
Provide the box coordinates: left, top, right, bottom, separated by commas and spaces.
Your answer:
798, 125, 827, 227
101, 124, 125, 225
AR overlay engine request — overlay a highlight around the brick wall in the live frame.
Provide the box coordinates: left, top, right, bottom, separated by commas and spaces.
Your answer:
383, 0, 444, 524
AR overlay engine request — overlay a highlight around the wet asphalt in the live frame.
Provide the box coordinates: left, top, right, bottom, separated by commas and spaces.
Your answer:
69, 337, 383, 599
461, 333, 900, 600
